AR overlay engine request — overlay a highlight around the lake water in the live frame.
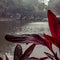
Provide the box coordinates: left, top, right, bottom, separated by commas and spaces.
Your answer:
0, 20, 59, 60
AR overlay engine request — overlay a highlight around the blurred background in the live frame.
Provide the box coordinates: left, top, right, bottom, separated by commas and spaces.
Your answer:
0, 0, 60, 60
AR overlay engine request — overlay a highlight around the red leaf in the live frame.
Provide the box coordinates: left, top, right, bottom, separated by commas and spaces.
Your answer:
6, 55, 9, 60
43, 34, 52, 50
44, 34, 60, 49
14, 44, 22, 60
31, 34, 50, 46
0, 57, 3, 60
5, 34, 40, 44
45, 52, 60, 60
5, 34, 48, 45
48, 10, 59, 39
57, 27, 60, 41
25, 57, 40, 60
20, 44, 35, 60
5, 34, 28, 43
30, 57, 40, 60
44, 52, 54, 60
5, 34, 52, 49
39, 57, 48, 60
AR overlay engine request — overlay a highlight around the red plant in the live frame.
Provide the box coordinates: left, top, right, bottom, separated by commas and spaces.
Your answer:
0, 57, 3, 60
44, 10, 60, 49
14, 44, 36, 60
5, 10, 60, 60
5, 34, 51, 47
0, 55, 9, 60
0, 44, 48, 60
44, 10, 60, 60
14, 44, 48, 60
6, 55, 9, 60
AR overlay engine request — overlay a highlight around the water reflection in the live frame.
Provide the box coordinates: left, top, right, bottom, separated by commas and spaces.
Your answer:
14, 22, 51, 35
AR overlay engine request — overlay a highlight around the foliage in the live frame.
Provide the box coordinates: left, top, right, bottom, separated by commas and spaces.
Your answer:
4, 10, 60, 60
